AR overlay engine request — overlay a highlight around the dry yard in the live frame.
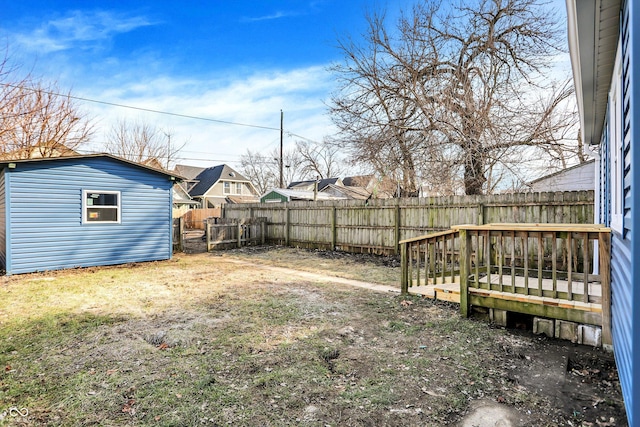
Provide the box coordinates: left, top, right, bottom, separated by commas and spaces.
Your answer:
0, 246, 628, 426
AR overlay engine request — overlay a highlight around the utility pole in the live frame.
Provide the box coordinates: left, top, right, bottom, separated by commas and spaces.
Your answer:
279, 110, 284, 188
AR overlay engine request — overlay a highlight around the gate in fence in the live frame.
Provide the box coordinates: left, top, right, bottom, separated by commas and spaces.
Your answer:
205, 217, 267, 251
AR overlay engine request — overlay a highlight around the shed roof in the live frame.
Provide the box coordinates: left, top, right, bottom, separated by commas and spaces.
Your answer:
0, 153, 183, 180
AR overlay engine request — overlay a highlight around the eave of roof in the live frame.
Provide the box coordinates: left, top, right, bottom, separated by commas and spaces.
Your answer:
0, 153, 184, 181
528, 159, 595, 185
566, 0, 621, 145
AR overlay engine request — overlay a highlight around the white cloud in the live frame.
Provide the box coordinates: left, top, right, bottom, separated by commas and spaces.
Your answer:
79, 66, 337, 168
241, 11, 299, 22
13, 10, 156, 53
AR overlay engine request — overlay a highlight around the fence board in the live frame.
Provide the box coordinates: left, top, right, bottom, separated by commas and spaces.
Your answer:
222, 191, 594, 255
183, 208, 221, 229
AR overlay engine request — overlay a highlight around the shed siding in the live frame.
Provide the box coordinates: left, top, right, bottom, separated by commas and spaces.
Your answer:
5, 157, 173, 275
609, 0, 638, 423
0, 170, 6, 270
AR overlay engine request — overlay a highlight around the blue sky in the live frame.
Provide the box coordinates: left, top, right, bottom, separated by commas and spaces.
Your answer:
1, 0, 569, 169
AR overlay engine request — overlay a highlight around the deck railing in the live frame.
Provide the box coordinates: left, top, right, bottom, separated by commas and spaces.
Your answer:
400, 223, 611, 346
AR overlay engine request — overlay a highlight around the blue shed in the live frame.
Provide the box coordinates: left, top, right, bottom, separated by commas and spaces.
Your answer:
0, 154, 180, 275
567, 0, 638, 423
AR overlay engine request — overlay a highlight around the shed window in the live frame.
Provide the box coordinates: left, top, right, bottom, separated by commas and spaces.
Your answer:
83, 190, 120, 223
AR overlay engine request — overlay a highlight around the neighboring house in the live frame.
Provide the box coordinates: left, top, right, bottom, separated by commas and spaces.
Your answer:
567, 0, 638, 422
177, 164, 259, 208
0, 154, 180, 275
343, 175, 395, 198
225, 195, 259, 204
527, 160, 596, 192
260, 188, 345, 203
172, 183, 200, 217
287, 178, 343, 192
321, 183, 371, 200
174, 164, 206, 193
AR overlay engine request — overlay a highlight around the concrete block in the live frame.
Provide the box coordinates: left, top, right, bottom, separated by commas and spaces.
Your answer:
555, 320, 578, 343
490, 309, 508, 327
577, 325, 602, 347
533, 317, 555, 337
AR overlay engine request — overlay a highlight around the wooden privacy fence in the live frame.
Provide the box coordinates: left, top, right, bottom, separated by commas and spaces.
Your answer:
183, 208, 221, 229
205, 217, 266, 251
399, 223, 611, 346
222, 191, 594, 255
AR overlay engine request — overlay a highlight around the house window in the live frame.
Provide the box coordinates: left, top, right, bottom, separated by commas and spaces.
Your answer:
236, 183, 242, 194
83, 190, 120, 224
223, 182, 231, 194
609, 40, 623, 233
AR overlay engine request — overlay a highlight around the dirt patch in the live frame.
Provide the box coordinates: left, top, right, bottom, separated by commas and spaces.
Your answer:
0, 247, 627, 426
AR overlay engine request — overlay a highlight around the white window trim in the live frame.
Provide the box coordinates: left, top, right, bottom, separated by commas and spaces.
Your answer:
82, 190, 121, 224
223, 181, 231, 194
609, 40, 623, 233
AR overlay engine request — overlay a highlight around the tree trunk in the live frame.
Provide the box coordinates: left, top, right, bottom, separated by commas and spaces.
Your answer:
463, 154, 486, 195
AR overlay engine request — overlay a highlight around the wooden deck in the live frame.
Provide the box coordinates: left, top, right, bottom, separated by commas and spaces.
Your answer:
400, 223, 611, 346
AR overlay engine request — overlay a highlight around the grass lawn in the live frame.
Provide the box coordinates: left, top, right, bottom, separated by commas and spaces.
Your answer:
0, 248, 626, 426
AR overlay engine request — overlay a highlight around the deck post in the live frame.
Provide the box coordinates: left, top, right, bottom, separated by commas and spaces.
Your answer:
400, 242, 408, 294
459, 228, 471, 317
599, 231, 612, 349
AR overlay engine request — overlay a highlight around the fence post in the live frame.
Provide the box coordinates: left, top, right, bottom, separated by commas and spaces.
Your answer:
179, 217, 185, 252
394, 204, 401, 255
285, 206, 290, 247
599, 231, 612, 349
237, 223, 242, 248
459, 229, 471, 318
206, 221, 211, 252
400, 241, 408, 294
477, 204, 485, 225
260, 219, 266, 245
331, 206, 337, 250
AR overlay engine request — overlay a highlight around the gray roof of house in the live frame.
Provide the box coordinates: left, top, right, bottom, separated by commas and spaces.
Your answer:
263, 188, 345, 201
187, 164, 252, 197
174, 164, 206, 180
287, 178, 341, 191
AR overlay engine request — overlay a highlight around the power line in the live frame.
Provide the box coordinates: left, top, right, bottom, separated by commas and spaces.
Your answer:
0, 82, 281, 131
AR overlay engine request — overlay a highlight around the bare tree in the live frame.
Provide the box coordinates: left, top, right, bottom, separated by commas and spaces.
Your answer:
1, 51, 93, 159
330, 0, 580, 195
239, 150, 278, 194
296, 138, 346, 179
103, 118, 183, 169
239, 147, 306, 193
